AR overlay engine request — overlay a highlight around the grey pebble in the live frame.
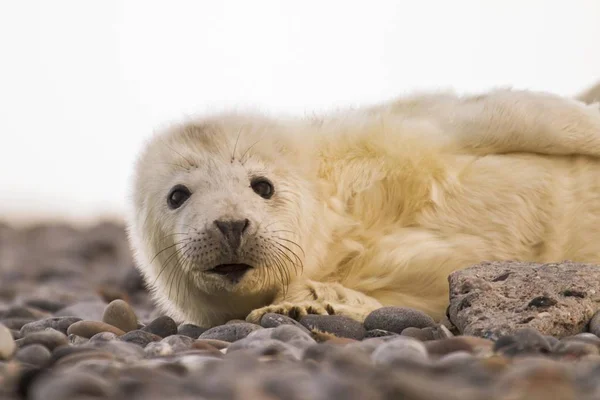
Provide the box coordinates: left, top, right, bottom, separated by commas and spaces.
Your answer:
89, 332, 118, 343
199, 322, 262, 342
0, 323, 16, 360
29, 370, 115, 400
364, 306, 436, 334
4, 305, 49, 319
227, 338, 302, 360
299, 315, 366, 340
141, 316, 177, 338
260, 313, 311, 334
16, 328, 68, 351
120, 329, 162, 347
589, 310, 600, 337
55, 300, 107, 321
493, 328, 551, 356
90, 340, 146, 361
553, 340, 599, 357
102, 299, 138, 333
161, 334, 194, 352
10, 329, 21, 340
67, 320, 126, 338
177, 323, 207, 338
24, 298, 67, 313
365, 329, 400, 339
1, 317, 36, 330
68, 334, 89, 345
21, 317, 82, 336
371, 336, 429, 366
14, 344, 52, 366
563, 332, 600, 346
246, 325, 316, 350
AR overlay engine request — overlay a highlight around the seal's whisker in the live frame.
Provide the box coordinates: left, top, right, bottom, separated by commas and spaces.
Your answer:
152, 241, 189, 286
271, 241, 304, 272
269, 243, 302, 276
230, 125, 244, 163
239, 137, 264, 165
161, 138, 196, 168
149, 239, 189, 266
168, 247, 193, 302
270, 236, 306, 257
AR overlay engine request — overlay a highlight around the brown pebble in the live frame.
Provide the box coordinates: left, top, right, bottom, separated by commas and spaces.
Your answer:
102, 299, 138, 333
191, 341, 223, 356
67, 321, 126, 338
54, 350, 117, 367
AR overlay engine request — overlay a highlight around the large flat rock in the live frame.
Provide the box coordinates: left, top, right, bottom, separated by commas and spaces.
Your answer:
448, 261, 600, 339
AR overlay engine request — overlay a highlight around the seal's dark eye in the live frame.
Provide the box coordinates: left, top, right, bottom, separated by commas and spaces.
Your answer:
251, 177, 274, 199
167, 185, 191, 209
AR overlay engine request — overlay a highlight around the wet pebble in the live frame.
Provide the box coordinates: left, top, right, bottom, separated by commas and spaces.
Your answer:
14, 344, 52, 366
16, 328, 68, 350
177, 323, 207, 338
141, 316, 177, 338
20, 317, 82, 336
198, 322, 262, 342
55, 300, 107, 321
67, 321, 125, 338
364, 306, 436, 334
299, 315, 366, 340
102, 299, 138, 333
0, 323, 16, 360
260, 313, 311, 334
120, 329, 162, 347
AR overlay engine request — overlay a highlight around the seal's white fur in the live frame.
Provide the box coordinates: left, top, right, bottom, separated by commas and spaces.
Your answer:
127, 88, 600, 327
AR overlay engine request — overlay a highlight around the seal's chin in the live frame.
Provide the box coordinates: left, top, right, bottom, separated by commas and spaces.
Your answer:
206, 263, 253, 284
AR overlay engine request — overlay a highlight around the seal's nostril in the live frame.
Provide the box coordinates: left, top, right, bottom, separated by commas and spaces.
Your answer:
214, 219, 250, 249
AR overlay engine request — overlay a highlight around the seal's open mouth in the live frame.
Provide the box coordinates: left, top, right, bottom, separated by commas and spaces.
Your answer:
207, 263, 253, 283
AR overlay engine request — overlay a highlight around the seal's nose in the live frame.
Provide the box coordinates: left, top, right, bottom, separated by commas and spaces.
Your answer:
214, 219, 250, 250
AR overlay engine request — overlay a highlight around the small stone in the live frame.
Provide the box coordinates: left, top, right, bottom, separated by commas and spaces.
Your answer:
589, 310, 600, 337
49, 345, 98, 364
68, 334, 89, 345
4, 305, 49, 319
0, 323, 16, 360
425, 336, 494, 357
24, 298, 67, 313
299, 315, 366, 340
161, 334, 194, 352
371, 336, 429, 366
55, 300, 107, 321
28, 370, 114, 400
119, 329, 162, 347
260, 313, 311, 334
89, 332, 118, 343
14, 344, 52, 366
198, 322, 262, 342
227, 338, 302, 360
16, 328, 68, 350
177, 323, 207, 338
493, 328, 551, 356
194, 339, 230, 350
364, 307, 436, 334
87, 340, 145, 361
401, 327, 434, 341
141, 316, 177, 338
53, 350, 116, 367
1, 318, 36, 330
364, 329, 399, 339
102, 299, 138, 333
20, 317, 82, 336
144, 341, 173, 357
553, 341, 599, 358
67, 321, 125, 338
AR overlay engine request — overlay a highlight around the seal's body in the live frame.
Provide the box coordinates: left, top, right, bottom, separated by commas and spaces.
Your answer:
127, 89, 600, 327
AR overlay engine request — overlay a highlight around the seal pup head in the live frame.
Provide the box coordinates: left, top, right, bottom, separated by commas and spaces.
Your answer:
127, 113, 322, 326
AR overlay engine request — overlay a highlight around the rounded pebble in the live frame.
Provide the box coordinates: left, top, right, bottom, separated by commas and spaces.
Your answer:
425, 336, 493, 357
14, 344, 52, 366
55, 300, 108, 321
161, 334, 194, 352
20, 317, 82, 336
260, 313, 311, 333
493, 328, 551, 356
16, 328, 68, 350
177, 323, 207, 338
194, 339, 230, 350
144, 341, 174, 357
0, 323, 16, 360
299, 315, 366, 340
29, 370, 115, 400
119, 329, 162, 347
67, 321, 126, 338
371, 336, 429, 366
589, 310, 600, 337
1, 317, 36, 330
89, 332, 118, 343
24, 298, 67, 313
401, 327, 434, 341
102, 299, 138, 333
364, 329, 399, 339
4, 306, 49, 319
364, 306, 436, 334
198, 322, 262, 342
141, 316, 177, 338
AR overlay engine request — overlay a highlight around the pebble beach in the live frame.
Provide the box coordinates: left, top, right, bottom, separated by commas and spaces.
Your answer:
2, 222, 600, 400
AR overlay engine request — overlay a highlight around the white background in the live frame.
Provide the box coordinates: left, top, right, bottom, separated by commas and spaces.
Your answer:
1, 0, 599, 225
